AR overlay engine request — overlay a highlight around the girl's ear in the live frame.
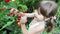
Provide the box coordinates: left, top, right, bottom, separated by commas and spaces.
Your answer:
37, 7, 41, 14
37, 7, 40, 11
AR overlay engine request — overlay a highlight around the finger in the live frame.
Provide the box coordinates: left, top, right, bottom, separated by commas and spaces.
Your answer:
20, 12, 24, 15
45, 18, 50, 21
14, 9, 18, 14
10, 8, 15, 12
34, 14, 37, 18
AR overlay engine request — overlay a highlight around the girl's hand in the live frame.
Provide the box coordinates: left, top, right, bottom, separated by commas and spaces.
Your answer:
9, 8, 20, 14
34, 14, 37, 18
20, 16, 27, 24
20, 12, 25, 16
34, 14, 39, 18
34, 14, 44, 21
45, 18, 50, 21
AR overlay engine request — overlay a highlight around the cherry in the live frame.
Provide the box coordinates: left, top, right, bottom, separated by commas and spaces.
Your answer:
18, 18, 21, 20
10, 12, 14, 15
18, 24, 21, 28
23, 10, 26, 13
18, 13, 21, 18
8, 8, 11, 10
6, 14, 10, 16
5, 0, 10, 2
16, 19, 20, 23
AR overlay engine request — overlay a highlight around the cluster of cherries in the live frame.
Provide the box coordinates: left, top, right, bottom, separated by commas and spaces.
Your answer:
7, 8, 26, 28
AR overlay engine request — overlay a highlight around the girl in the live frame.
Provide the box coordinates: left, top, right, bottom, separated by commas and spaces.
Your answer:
20, 1, 57, 34
10, 1, 57, 34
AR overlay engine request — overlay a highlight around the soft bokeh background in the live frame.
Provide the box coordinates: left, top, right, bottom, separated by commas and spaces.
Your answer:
0, 0, 60, 34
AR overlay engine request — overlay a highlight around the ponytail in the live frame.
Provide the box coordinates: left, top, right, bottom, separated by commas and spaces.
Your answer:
45, 17, 54, 32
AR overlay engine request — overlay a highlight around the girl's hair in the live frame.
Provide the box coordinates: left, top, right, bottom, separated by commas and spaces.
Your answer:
37, 1, 57, 32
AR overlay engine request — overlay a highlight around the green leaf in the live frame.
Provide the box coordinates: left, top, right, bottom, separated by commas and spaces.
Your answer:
0, 20, 14, 31
2, 31, 6, 34
18, 4, 28, 11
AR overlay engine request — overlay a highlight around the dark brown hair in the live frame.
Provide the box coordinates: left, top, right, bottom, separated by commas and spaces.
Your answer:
40, 1, 57, 32
38, 1, 57, 32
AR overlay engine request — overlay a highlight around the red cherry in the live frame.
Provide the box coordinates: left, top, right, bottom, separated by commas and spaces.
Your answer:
6, 14, 10, 16
5, 0, 10, 2
18, 13, 21, 18
18, 18, 21, 20
10, 12, 14, 15
16, 19, 20, 23
8, 8, 11, 10
23, 10, 26, 13
18, 24, 21, 28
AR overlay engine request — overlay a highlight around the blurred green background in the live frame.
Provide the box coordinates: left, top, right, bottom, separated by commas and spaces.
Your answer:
0, 0, 60, 34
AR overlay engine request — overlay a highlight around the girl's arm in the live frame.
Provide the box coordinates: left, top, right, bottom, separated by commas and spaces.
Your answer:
10, 8, 36, 18
20, 10, 37, 18
34, 14, 44, 21
21, 12, 35, 17
21, 24, 28, 34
